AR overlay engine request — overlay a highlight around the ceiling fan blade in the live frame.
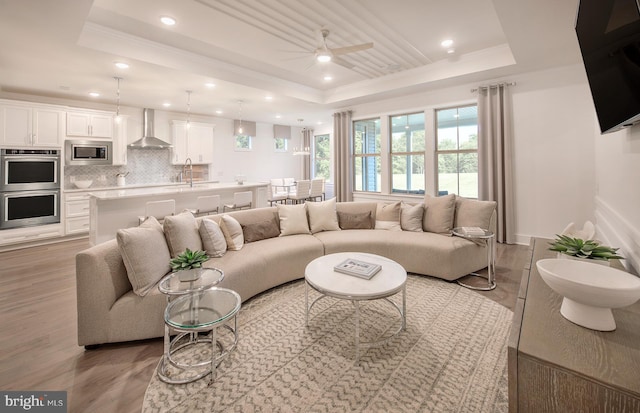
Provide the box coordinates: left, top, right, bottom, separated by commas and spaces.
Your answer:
331, 42, 373, 56
332, 56, 356, 70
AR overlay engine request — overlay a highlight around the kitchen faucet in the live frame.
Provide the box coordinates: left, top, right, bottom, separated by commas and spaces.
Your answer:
183, 158, 193, 187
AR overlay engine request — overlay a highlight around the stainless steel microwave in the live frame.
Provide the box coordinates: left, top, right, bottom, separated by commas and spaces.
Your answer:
65, 140, 112, 165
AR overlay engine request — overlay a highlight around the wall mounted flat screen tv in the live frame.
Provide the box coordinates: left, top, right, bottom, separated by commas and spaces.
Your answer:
575, 0, 640, 134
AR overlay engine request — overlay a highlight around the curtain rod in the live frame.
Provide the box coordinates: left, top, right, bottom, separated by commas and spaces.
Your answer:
470, 81, 516, 93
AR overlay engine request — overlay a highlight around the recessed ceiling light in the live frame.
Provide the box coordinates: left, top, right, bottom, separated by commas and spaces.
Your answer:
317, 121, 323, 125
114, 62, 129, 69
265, 96, 273, 101
205, 82, 215, 88
275, 114, 282, 119
88, 92, 100, 97
441, 39, 454, 48
163, 102, 171, 107
323, 75, 333, 81
160, 16, 176, 26
215, 110, 223, 114
447, 48, 455, 54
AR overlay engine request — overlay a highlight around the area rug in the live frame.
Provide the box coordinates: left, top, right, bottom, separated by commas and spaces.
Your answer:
143, 275, 512, 412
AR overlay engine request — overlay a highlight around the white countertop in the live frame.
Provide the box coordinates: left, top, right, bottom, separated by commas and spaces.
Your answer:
63, 180, 222, 193
88, 181, 267, 200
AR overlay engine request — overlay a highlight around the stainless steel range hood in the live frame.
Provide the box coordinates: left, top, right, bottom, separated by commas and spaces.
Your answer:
128, 108, 173, 149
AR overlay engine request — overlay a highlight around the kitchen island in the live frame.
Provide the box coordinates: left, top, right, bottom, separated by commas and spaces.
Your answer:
88, 181, 268, 245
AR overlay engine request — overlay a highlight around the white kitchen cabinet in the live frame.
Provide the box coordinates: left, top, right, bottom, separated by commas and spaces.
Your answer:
0, 224, 64, 247
0, 102, 63, 147
64, 192, 91, 235
171, 120, 214, 165
112, 116, 128, 165
66, 110, 113, 138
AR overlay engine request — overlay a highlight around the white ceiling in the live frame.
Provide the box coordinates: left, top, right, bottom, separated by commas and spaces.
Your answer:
0, 0, 581, 127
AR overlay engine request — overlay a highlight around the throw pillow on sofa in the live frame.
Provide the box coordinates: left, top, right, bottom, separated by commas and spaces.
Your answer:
454, 197, 497, 230
306, 197, 341, 234
277, 203, 311, 236
163, 211, 202, 257
219, 215, 244, 250
116, 216, 171, 297
423, 193, 456, 234
375, 201, 402, 231
199, 219, 227, 257
337, 211, 373, 229
241, 215, 281, 242
400, 202, 424, 232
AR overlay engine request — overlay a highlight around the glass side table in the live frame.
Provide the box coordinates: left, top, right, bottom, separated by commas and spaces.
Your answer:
158, 267, 224, 296
452, 227, 497, 291
157, 288, 241, 385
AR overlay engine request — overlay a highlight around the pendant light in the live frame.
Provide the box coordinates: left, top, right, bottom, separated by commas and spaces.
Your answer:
185, 90, 192, 135
114, 76, 122, 124
293, 118, 310, 156
237, 100, 244, 135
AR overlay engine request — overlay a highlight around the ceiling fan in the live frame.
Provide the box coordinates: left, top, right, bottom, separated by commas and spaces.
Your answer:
314, 29, 373, 67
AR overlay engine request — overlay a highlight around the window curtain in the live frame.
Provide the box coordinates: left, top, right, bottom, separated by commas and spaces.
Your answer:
477, 84, 515, 244
333, 110, 353, 202
302, 128, 313, 180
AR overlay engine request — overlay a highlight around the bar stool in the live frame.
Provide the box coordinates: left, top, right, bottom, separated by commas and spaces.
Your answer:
223, 191, 252, 212
139, 199, 175, 224
192, 195, 220, 216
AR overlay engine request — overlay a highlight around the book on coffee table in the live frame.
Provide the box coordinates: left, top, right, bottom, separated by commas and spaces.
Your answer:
334, 258, 382, 280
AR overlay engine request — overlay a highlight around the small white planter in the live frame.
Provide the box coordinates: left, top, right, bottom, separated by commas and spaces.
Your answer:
177, 268, 203, 282
537, 258, 640, 331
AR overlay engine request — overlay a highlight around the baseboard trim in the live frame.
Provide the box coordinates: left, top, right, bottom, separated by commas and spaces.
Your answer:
595, 196, 639, 275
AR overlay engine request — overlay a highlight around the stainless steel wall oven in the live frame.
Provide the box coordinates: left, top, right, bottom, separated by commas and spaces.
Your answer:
0, 149, 61, 229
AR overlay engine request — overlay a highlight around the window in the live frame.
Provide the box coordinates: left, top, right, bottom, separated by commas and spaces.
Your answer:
435, 105, 478, 198
390, 113, 425, 194
313, 134, 330, 180
235, 135, 251, 151
274, 137, 287, 152
353, 118, 381, 192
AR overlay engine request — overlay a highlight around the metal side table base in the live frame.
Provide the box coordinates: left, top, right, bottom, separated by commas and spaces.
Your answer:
457, 273, 497, 291
453, 227, 497, 292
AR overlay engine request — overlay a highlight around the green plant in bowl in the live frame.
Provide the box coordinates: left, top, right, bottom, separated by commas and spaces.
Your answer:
549, 235, 624, 261
170, 248, 209, 281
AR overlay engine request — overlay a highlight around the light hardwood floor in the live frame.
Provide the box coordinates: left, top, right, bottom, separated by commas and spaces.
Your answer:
0, 238, 529, 412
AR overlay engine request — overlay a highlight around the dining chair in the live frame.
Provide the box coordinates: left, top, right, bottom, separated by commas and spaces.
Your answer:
270, 178, 289, 197
288, 180, 310, 204
308, 178, 325, 202
267, 183, 288, 206
223, 191, 253, 212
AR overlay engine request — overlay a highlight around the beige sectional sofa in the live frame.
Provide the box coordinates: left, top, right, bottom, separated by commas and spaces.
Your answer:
76, 195, 496, 347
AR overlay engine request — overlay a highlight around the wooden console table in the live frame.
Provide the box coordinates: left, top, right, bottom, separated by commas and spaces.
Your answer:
508, 238, 640, 412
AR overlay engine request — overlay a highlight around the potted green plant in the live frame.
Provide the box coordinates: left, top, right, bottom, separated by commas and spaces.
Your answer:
170, 248, 210, 281
549, 235, 624, 266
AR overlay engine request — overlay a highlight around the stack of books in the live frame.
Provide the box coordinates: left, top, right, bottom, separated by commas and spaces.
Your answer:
459, 226, 486, 236
334, 258, 382, 280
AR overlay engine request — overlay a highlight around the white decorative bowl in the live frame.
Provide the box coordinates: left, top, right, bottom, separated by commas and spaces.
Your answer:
74, 180, 93, 189
536, 258, 640, 331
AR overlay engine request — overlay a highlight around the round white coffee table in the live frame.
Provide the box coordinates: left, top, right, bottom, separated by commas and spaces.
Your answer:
305, 252, 407, 363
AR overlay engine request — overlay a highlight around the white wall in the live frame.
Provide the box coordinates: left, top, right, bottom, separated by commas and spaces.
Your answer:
345, 64, 599, 246
594, 126, 640, 274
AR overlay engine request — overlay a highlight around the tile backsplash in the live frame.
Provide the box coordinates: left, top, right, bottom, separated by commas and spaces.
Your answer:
64, 148, 208, 188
